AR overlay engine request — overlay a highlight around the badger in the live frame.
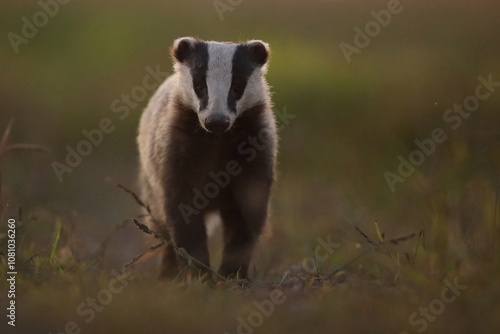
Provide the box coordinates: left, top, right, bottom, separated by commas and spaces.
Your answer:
137, 37, 277, 279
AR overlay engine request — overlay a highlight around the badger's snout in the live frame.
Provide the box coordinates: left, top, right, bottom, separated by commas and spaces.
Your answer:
204, 114, 230, 134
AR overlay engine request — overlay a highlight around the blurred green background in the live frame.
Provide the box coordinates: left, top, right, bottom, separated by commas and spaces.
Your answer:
1, 0, 500, 333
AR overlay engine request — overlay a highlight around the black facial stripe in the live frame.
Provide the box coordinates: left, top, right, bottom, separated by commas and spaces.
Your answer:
228, 44, 259, 113
188, 42, 209, 111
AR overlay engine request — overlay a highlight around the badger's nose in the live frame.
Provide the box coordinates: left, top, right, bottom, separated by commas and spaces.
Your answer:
205, 115, 230, 134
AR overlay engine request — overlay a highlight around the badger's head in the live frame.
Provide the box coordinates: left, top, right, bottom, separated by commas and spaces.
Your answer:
171, 37, 270, 134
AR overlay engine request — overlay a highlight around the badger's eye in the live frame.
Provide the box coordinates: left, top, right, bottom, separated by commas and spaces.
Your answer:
231, 83, 243, 95
194, 82, 206, 93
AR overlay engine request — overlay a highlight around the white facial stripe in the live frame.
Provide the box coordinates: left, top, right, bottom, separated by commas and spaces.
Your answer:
205, 43, 237, 115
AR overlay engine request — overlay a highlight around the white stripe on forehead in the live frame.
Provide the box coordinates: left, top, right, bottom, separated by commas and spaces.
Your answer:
205, 43, 238, 111
207, 42, 237, 81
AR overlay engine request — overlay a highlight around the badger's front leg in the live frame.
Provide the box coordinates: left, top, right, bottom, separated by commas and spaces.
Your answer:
164, 195, 211, 279
174, 214, 210, 277
219, 177, 271, 279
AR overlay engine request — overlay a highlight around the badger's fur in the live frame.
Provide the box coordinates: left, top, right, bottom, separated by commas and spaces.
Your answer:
137, 37, 277, 279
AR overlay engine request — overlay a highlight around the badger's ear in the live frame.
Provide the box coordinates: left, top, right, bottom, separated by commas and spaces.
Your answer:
172, 37, 197, 63
246, 40, 270, 66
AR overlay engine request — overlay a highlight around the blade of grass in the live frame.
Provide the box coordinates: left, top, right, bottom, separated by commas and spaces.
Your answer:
412, 230, 426, 264
5, 143, 51, 154
494, 185, 499, 259
0, 118, 14, 159
354, 225, 382, 250
84, 258, 100, 272
390, 232, 416, 245
374, 220, 384, 244
50, 221, 62, 264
